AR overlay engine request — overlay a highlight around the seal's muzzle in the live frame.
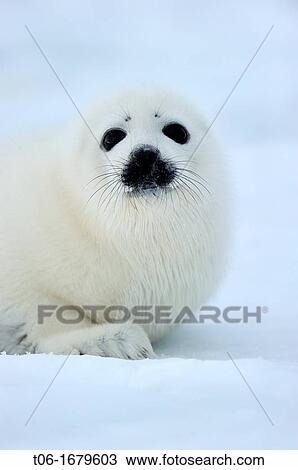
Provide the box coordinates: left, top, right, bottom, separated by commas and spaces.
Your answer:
121, 145, 176, 191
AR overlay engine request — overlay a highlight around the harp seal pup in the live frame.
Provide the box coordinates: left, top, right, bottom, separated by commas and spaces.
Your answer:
0, 88, 229, 359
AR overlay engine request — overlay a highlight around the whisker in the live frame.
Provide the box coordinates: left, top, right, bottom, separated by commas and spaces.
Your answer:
172, 180, 188, 206
101, 180, 121, 213
175, 167, 210, 186
176, 171, 211, 196
177, 174, 204, 198
96, 180, 119, 209
95, 164, 123, 171
85, 172, 120, 189
113, 181, 124, 209
175, 177, 198, 203
86, 178, 118, 206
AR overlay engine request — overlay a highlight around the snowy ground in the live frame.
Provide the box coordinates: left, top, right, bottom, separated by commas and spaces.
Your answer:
1, 354, 298, 449
0, 0, 297, 449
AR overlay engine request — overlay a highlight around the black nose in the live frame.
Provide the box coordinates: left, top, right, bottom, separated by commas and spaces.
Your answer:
121, 145, 176, 191
133, 145, 160, 168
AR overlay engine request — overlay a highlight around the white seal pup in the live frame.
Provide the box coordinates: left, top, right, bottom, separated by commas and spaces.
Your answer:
0, 88, 229, 359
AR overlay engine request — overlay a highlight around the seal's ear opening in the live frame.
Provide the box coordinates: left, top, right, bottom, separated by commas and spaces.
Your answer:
162, 122, 189, 144
101, 128, 127, 151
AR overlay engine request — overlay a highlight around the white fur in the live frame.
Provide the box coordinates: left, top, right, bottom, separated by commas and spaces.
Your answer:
0, 88, 229, 359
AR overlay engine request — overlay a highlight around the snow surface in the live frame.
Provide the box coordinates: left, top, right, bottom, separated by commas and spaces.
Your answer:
1, 354, 298, 450
0, 0, 297, 450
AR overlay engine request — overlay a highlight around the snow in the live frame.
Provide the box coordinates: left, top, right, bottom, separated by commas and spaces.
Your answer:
0, 0, 297, 450
1, 354, 297, 449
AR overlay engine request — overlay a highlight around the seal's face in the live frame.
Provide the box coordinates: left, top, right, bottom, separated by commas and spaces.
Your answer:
84, 89, 216, 213
100, 121, 189, 192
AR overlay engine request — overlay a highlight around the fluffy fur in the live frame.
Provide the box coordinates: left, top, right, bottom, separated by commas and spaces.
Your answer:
0, 88, 229, 359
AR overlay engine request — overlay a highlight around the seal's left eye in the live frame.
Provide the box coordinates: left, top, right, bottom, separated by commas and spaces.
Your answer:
101, 128, 127, 151
162, 123, 189, 145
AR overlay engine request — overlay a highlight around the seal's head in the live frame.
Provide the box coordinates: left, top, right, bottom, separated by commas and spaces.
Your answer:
73, 88, 228, 241
100, 118, 189, 193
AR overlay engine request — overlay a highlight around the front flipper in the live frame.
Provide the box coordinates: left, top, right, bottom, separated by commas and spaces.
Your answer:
34, 324, 155, 360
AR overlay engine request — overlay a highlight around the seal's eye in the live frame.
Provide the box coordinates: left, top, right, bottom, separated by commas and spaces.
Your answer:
101, 128, 126, 151
162, 123, 189, 145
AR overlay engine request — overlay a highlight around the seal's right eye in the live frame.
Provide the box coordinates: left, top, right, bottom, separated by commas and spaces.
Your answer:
101, 128, 127, 151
